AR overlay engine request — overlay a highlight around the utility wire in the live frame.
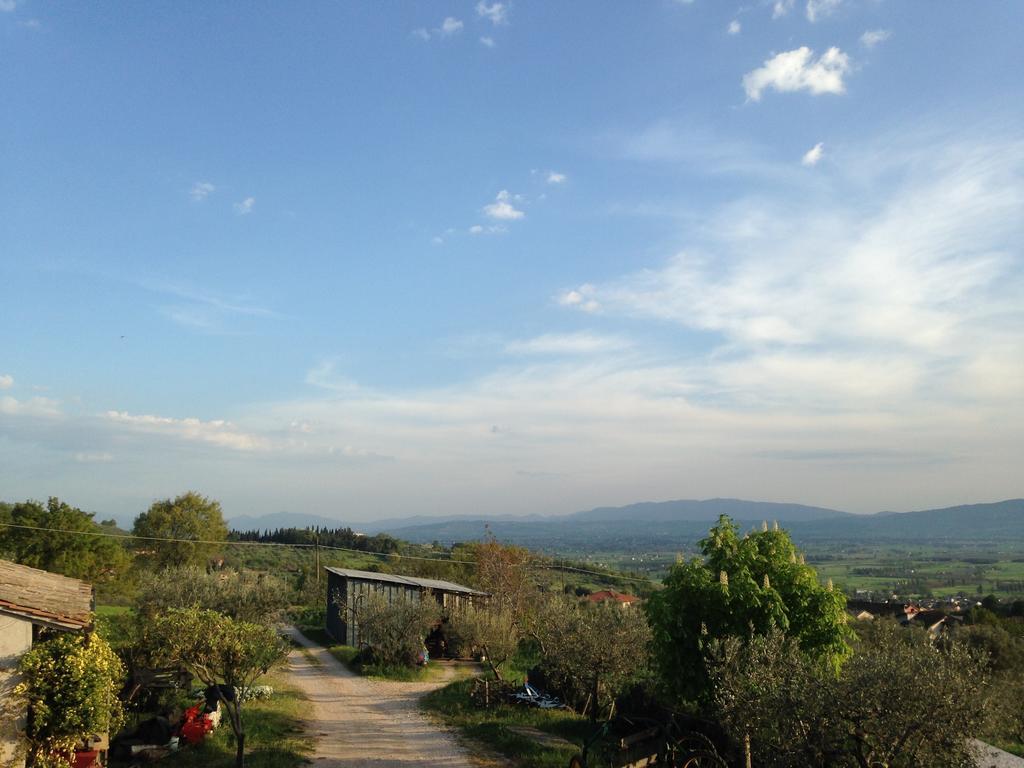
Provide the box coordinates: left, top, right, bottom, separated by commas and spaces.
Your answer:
0, 520, 654, 583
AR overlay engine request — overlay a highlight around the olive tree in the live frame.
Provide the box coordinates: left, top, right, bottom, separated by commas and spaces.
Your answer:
645, 515, 850, 703
351, 591, 440, 667
151, 609, 288, 768
537, 597, 652, 721
715, 622, 991, 768
135, 566, 290, 624
446, 604, 520, 680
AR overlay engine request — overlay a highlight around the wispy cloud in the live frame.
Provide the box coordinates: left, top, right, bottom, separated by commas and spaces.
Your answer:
505, 332, 633, 356
801, 142, 824, 166
806, 0, 841, 23
413, 17, 464, 41
476, 2, 508, 25
0, 374, 12, 390
234, 197, 255, 215
558, 285, 600, 313
0, 0, 18, 12
73, 452, 113, 463
546, 171, 567, 184
743, 46, 851, 101
106, 410, 271, 452
860, 29, 891, 48
772, 0, 794, 19
0, 395, 60, 417
727, 20, 742, 35
483, 189, 525, 220
190, 181, 215, 201
480, 36, 495, 48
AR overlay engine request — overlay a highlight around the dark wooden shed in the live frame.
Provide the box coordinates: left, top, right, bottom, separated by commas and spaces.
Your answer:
324, 567, 487, 646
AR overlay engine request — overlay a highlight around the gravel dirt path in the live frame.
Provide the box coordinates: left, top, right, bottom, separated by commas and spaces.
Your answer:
284, 627, 483, 768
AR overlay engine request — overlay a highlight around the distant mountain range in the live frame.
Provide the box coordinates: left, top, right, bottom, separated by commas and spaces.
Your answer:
228, 498, 1024, 549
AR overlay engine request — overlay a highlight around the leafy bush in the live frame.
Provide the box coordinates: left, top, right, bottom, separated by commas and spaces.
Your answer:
14, 633, 125, 767
714, 623, 991, 768
445, 605, 520, 679
351, 591, 439, 667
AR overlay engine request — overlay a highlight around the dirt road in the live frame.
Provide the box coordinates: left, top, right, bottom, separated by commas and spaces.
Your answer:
284, 628, 481, 768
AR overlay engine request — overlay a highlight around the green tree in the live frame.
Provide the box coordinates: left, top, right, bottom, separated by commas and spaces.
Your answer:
351, 591, 440, 667
13, 633, 125, 768
645, 515, 850, 703
0, 497, 130, 581
132, 491, 228, 568
715, 623, 990, 768
537, 597, 652, 721
151, 609, 288, 768
446, 604, 520, 680
135, 565, 290, 624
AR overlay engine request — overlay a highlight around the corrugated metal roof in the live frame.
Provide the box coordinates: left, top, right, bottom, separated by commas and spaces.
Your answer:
324, 566, 488, 596
0, 559, 93, 631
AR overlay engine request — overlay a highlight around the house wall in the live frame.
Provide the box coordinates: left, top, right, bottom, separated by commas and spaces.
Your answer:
0, 615, 32, 768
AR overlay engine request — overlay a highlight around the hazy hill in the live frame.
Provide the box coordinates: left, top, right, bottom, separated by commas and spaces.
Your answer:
228, 498, 1024, 550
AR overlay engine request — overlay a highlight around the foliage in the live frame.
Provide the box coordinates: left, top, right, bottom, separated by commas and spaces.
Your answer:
151, 608, 289, 768
135, 565, 291, 623
230, 525, 400, 554
350, 591, 440, 667
0, 497, 130, 581
162, 671, 310, 768
715, 622, 991, 768
421, 677, 590, 768
645, 515, 850, 703
14, 633, 125, 767
446, 604, 521, 680
132, 491, 228, 568
536, 597, 652, 721
471, 536, 535, 622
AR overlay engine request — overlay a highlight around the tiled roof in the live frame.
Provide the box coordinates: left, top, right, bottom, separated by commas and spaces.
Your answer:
587, 589, 641, 604
324, 566, 488, 596
0, 559, 93, 631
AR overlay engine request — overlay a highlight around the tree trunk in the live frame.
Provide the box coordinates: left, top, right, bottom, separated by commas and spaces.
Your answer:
235, 731, 245, 768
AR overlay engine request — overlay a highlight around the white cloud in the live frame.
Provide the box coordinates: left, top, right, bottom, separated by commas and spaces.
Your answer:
560, 136, 1024, 409
546, 171, 567, 184
480, 36, 495, 48
190, 181, 215, 201
483, 189, 525, 220
440, 17, 464, 36
743, 46, 851, 101
0, 395, 60, 417
802, 142, 825, 166
728, 20, 741, 35
505, 332, 633, 356
0, 0, 17, 12
412, 28, 431, 41
806, 0, 841, 22
558, 285, 601, 313
74, 452, 113, 463
234, 197, 255, 215
860, 29, 892, 48
0, 374, 12, 390
476, 2, 508, 25
106, 410, 271, 452
772, 0, 795, 18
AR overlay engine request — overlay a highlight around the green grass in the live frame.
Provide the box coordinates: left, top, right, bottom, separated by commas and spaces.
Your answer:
95, 604, 133, 617
141, 671, 311, 768
421, 678, 592, 768
296, 626, 455, 682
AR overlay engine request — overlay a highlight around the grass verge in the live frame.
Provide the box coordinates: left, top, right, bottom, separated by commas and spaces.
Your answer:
296, 626, 457, 682
137, 670, 311, 768
421, 678, 592, 768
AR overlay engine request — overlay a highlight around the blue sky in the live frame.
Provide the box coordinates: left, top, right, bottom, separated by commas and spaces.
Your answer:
1, 1, 1022, 523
